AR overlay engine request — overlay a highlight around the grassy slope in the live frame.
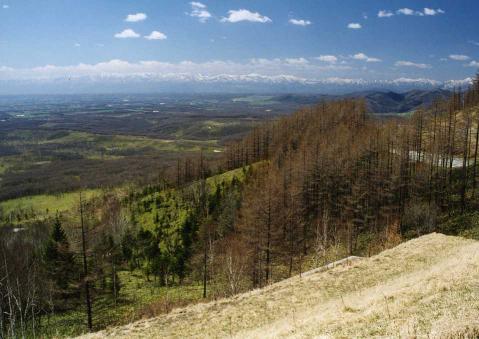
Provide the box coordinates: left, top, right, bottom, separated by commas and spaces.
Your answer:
81, 233, 479, 338
0, 189, 100, 220
135, 167, 246, 230
0, 166, 246, 227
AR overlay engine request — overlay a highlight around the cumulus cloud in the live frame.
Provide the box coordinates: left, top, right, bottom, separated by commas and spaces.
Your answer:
144, 31, 167, 40
221, 9, 271, 23
347, 23, 362, 29
190, 2, 206, 9
316, 55, 338, 63
378, 10, 394, 18
125, 13, 147, 22
2, 4, 9, 9
352, 53, 381, 62
381, 7, 445, 17
449, 54, 470, 61
397, 8, 416, 16
466, 61, 479, 68
114, 29, 140, 39
289, 19, 312, 26
285, 58, 309, 65
424, 8, 445, 16
395, 61, 431, 69
0, 58, 355, 83
188, 2, 212, 23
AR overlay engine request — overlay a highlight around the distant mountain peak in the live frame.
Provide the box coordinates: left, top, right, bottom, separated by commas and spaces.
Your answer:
0, 75, 473, 95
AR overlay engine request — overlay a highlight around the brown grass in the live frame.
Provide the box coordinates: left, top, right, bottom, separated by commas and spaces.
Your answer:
78, 233, 479, 338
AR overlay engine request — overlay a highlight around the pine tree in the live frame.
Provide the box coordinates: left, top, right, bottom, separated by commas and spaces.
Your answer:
44, 215, 76, 296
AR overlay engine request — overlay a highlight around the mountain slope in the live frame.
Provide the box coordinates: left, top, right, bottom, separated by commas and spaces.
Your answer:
273, 89, 451, 113
80, 233, 479, 338
357, 89, 451, 113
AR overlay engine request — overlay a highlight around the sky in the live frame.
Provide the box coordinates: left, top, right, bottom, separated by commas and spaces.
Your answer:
0, 0, 478, 94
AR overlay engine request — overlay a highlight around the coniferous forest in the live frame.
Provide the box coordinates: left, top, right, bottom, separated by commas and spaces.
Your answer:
1, 75, 479, 337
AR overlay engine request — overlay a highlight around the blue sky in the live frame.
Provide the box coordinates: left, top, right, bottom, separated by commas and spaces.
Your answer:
0, 0, 478, 93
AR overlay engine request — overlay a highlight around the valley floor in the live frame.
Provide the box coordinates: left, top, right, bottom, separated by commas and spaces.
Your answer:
79, 233, 479, 338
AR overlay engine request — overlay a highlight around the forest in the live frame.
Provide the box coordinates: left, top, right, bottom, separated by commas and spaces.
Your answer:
1, 75, 479, 338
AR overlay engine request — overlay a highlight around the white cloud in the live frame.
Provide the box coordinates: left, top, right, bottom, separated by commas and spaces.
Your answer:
190, 2, 206, 9
114, 29, 140, 39
188, 2, 212, 23
378, 10, 394, 18
316, 55, 338, 63
393, 8, 444, 17
424, 8, 445, 16
285, 58, 309, 65
144, 31, 167, 40
449, 54, 470, 61
249, 58, 282, 66
352, 53, 381, 63
289, 19, 312, 26
466, 61, 479, 68
469, 40, 479, 47
2, 4, 9, 9
443, 77, 474, 89
74, 43, 81, 47
347, 23, 362, 29
0, 58, 355, 83
395, 61, 431, 69
125, 13, 147, 23
397, 8, 417, 16
221, 9, 271, 23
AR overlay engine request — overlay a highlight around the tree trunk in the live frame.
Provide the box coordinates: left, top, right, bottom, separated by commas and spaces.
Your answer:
79, 193, 93, 332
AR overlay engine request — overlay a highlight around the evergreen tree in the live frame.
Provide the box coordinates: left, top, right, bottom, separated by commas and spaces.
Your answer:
44, 215, 76, 295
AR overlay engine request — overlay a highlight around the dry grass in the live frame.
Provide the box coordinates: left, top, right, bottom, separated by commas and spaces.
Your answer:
78, 233, 479, 338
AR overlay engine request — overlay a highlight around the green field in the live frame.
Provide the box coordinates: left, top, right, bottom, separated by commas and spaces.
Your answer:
0, 189, 101, 222
4, 130, 222, 159
232, 95, 279, 105
0, 157, 13, 175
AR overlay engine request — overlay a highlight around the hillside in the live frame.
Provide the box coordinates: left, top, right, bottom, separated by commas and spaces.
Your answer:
352, 89, 451, 114
80, 233, 479, 338
273, 89, 451, 114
